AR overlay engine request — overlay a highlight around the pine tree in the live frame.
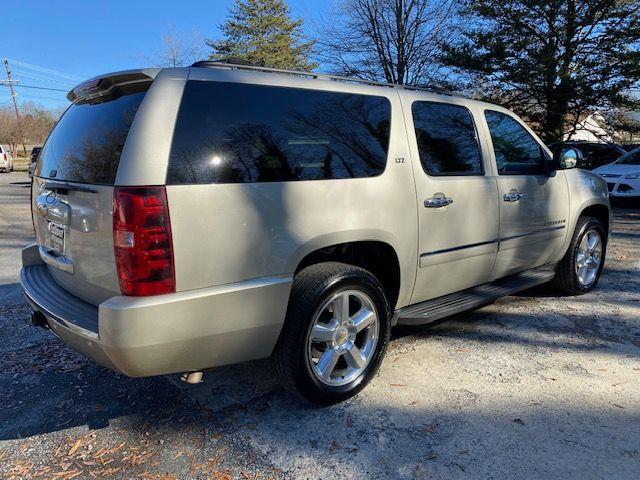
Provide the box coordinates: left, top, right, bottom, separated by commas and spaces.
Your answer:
442, 0, 640, 143
207, 0, 316, 71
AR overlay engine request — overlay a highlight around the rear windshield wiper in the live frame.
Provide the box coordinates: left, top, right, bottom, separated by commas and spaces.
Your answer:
43, 181, 98, 194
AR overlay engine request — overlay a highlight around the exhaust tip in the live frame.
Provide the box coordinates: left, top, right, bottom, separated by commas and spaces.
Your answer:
31, 310, 49, 329
181, 371, 203, 384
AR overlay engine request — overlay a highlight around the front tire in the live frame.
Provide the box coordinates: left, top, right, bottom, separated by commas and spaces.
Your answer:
552, 216, 606, 295
272, 262, 391, 405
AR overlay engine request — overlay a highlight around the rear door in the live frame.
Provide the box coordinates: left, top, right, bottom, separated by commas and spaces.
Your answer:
481, 110, 569, 279
32, 82, 150, 305
404, 97, 500, 304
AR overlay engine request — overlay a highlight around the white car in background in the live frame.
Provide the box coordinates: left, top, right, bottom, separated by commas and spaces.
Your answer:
594, 147, 640, 199
0, 145, 14, 172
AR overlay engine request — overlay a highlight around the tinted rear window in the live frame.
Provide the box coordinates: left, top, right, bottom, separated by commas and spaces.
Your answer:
36, 83, 148, 185
167, 81, 391, 184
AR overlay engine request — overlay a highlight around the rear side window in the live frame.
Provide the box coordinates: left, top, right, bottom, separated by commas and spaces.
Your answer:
167, 81, 391, 184
485, 110, 544, 175
36, 83, 148, 185
412, 102, 483, 175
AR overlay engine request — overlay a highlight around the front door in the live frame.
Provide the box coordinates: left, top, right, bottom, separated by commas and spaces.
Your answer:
404, 98, 500, 304
481, 110, 570, 279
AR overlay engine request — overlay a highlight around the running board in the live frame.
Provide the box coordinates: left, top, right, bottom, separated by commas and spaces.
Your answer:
394, 266, 556, 326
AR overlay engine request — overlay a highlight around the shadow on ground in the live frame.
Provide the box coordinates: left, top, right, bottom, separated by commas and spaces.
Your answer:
0, 201, 638, 478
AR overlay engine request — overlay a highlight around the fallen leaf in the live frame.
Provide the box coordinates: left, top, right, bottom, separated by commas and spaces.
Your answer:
68, 439, 82, 456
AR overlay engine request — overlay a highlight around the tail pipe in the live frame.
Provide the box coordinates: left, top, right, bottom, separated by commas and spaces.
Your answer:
31, 310, 49, 329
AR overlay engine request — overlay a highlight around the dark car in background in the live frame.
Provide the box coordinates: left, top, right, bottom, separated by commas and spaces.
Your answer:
29, 146, 42, 177
548, 141, 626, 170
622, 143, 640, 152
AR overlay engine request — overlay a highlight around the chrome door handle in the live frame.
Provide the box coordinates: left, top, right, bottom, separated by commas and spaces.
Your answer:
503, 190, 526, 202
424, 195, 454, 208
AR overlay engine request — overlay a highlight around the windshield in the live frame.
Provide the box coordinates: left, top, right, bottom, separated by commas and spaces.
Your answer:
35, 82, 149, 185
616, 150, 640, 165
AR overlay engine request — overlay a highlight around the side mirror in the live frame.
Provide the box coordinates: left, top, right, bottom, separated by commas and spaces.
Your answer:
555, 147, 581, 170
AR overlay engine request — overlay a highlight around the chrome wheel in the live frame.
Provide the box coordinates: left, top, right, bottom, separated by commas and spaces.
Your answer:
575, 229, 602, 286
307, 290, 379, 387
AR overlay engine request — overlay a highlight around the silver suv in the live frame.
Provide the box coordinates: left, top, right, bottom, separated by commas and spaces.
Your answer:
21, 62, 610, 405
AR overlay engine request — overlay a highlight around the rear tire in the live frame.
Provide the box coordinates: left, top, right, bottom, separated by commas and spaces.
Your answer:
552, 216, 606, 295
272, 262, 391, 405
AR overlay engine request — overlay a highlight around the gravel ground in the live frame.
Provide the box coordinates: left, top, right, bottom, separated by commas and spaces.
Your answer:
0, 171, 638, 479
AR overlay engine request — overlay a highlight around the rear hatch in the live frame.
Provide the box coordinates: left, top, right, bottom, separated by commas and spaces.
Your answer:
32, 76, 151, 306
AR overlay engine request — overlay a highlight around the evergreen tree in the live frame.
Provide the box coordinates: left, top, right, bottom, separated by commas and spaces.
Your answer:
442, 0, 640, 142
207, 0, 316, 71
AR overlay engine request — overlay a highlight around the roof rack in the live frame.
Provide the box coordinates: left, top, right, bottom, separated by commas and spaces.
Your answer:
190, 60, 461, 98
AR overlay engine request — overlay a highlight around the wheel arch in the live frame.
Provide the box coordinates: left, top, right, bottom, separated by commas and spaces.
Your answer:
579, 203, 611, 235
559, 199, 611, 261
290, 235, 404, 311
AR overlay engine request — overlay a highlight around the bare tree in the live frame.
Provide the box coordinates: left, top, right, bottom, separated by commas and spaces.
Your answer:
0, 106, 22, 153
318, 0, 456, 86
0, 102, 61, 153
21, 102, 60, 145
148, 26, 205, 67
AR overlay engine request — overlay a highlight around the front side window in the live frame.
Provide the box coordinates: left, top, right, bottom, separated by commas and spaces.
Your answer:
485, 110, 544, 175
167, 81, 391, 184
412, 102, 483, 175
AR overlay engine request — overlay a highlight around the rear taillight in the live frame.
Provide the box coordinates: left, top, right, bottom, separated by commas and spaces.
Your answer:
3, 153, 6, 161
113, 186, 175, 296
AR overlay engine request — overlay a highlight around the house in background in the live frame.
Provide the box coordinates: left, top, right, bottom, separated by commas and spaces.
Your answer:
565, 112, 612, 142
564, 111, 640, 146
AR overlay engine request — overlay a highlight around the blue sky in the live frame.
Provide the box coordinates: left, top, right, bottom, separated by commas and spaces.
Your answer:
0, 0, 328, 109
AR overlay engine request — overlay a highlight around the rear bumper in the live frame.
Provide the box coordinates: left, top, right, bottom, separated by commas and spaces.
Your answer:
20, 244, 292, 377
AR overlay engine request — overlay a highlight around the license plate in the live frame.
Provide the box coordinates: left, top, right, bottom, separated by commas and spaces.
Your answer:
45, 222, 66, 255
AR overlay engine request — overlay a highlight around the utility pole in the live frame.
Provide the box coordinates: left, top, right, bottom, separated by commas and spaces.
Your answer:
3, 59, 27, 157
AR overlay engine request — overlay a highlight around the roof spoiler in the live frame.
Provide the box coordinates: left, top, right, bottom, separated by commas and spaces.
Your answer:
67, 69, 160, 102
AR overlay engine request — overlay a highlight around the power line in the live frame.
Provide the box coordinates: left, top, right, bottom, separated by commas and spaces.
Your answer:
0, 91, 68, 103
15, 70, 76, 87
0, 87, 68, 102
6, 58, 83, 82
11, 83, 68, 93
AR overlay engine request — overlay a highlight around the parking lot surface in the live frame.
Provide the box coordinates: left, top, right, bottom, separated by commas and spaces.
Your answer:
1, 171, 639, 479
